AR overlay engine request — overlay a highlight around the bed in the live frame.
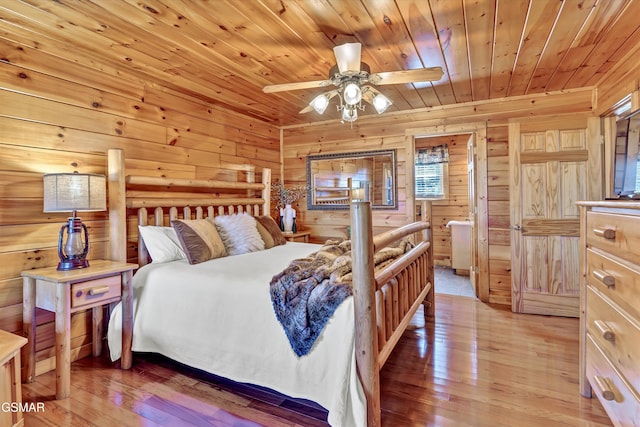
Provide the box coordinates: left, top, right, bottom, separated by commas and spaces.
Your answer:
104, 148, 434, 426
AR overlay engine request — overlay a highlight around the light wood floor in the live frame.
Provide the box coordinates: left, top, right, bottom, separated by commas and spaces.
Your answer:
22, 294, 612, 426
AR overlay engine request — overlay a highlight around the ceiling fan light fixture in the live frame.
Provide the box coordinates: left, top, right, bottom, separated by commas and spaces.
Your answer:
342, 107, 358, 123
262, 41, 445, 124
372, 93, 392, 114
343, 83, 362, 106
309, 93, 330, 114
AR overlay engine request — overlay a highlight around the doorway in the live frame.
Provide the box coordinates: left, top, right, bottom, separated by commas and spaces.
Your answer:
406, 122, 488, 301
433, 266, 476, 297
413, 133, 477, 297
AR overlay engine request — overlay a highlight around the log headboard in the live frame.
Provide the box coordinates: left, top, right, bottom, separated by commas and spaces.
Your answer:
107, 148, 271, 266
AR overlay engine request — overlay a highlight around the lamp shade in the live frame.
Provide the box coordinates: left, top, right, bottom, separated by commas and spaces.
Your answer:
351, 188, 365, 201
352, 181, 370, 202
43, 173, 106, 212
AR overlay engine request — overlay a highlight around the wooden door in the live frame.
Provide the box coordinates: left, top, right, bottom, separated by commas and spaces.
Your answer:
509, 122, 594, 316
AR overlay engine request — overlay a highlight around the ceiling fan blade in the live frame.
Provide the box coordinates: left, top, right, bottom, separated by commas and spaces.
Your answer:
361, 86, 379, 104
299, 104, 315, 114
333, 42, 361, 73
263, 79, 331, 93
370, 67, 444, 85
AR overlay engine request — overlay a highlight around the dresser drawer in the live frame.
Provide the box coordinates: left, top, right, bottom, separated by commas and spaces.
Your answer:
71, 275, 121, 309
586, 286, 640, 395
587, 247, 640, 320
586, 335, 640, 426
586, 211, 640, 264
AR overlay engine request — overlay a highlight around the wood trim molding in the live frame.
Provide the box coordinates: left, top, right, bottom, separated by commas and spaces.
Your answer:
281, 88, 593, 131
508, 122, 522, 313
519, 150, 588, 163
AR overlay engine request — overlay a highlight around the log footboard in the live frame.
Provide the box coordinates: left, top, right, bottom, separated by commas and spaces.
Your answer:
108, 149, 433, 426
351, 201, 434, 427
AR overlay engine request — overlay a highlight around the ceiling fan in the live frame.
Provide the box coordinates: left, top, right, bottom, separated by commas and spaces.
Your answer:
263, 42, 444, 122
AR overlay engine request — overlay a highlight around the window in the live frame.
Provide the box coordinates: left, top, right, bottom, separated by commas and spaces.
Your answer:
415, 144, 449, 200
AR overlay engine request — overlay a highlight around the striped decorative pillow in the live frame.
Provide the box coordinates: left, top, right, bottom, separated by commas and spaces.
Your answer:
255, 216, 286, 248
171, 219, 227, 264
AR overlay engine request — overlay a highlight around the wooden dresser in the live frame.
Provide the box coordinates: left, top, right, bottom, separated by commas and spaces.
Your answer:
577, 201, 640, 426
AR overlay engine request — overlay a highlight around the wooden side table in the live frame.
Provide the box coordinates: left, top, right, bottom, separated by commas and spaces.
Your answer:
21, 260, 137, 399
0, 330, 27, 427
283, 230, 311, 243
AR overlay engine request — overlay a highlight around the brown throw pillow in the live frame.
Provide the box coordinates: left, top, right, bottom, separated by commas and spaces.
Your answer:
255, 216, 286, 248
171, 219, 227, 264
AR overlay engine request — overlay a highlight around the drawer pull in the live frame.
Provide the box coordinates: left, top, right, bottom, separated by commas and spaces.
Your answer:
592, 228, 616, 240
593, 270, 615, 287
88, 286, 110, 296
593, 375, 616, 401
593, 320, 615, 342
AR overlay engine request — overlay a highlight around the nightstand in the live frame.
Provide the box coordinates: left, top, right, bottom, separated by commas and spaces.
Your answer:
0, 330, 27, 427
283, 230, 311, 243
21, 260, 137, 399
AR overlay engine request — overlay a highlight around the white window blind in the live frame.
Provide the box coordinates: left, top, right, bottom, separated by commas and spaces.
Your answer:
416, 144, 449, 199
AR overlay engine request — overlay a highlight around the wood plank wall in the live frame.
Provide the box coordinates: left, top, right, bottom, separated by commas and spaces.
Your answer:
487, 125, 512, 305
282, 89, 597, 306
415, 134, 470, 266
0, 38, 279, 374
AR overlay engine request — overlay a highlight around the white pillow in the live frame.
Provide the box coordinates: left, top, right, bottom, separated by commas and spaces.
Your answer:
138, 225, 186, 263
211, 213, 265, 256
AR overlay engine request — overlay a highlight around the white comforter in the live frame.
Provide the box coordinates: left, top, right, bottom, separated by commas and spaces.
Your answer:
107, 242, 366, 426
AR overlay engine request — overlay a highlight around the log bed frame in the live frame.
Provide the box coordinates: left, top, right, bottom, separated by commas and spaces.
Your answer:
106, 148, 434, 426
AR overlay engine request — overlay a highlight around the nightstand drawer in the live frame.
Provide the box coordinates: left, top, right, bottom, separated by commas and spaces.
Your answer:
586, 335, 640, 426
586, 211, 640, 264
586, 247, 640, 320
586, 286, 640, 394
71, 275, 121, 308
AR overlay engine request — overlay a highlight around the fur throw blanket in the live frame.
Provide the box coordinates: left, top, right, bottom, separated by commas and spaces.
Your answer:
270, 238, 413, 356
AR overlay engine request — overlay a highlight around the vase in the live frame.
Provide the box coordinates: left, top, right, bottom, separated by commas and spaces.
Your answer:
282, 204, 295, 232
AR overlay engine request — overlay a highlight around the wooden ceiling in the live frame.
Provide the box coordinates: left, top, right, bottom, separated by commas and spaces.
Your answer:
2, 0, 639, 127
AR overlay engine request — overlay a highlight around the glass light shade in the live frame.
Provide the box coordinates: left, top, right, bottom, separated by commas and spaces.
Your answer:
343, 83, 362, 105
333, 42, 362, 73
64, 230, 85, 257
43, 172, 106, 212
309, 94, 330, 114
342, 107, 358, 122
372, 93, 393, 114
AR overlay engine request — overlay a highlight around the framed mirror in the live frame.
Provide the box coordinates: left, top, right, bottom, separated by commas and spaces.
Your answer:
307, 149, 397, 210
